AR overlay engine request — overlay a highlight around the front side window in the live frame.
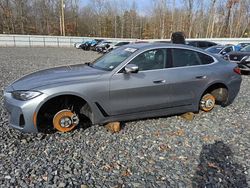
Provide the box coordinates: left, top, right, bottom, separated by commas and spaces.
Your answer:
129, 49, 167, 71
91, 47, 137, 71
172, 48, 214, 67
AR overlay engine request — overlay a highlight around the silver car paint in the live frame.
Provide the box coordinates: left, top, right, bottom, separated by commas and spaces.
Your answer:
3, 43, 242, 133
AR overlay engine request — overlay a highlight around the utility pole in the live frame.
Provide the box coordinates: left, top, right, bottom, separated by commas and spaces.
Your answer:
61, 0, 65, 36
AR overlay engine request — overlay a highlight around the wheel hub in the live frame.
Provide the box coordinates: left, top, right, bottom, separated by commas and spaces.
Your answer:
200, 94, 216, 112
53, 110, 79, 132
205, 99, 214, 108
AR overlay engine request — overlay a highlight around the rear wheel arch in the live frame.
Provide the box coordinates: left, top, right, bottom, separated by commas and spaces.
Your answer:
200, 83, 229, 110
36, 94, 93, 132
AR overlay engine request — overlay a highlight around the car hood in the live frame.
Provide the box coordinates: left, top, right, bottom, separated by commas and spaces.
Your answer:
10, 64, 105, 90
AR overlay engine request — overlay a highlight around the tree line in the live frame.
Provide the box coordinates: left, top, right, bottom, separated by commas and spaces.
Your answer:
0, 0, 249, 39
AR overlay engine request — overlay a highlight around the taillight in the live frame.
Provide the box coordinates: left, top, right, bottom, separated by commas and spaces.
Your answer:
233, 67, 241, 75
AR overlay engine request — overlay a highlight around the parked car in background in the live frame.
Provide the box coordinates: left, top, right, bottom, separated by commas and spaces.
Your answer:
80, 39, 104, 51
74, 40, 85, 49
225, 45, 250, 63
237, 42, 250, 49
186, 40, 217, 49
152, 40, 171, 43
89, 39, 104, 50
79, 40, 93, 50
237, 56, 250, 75
95, 41, 116, 53
106, 41, 131, 52
4, 43, 242, 133
205, 45, 236, 57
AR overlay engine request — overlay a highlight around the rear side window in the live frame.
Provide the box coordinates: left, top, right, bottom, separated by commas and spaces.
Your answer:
198, 52, 214, 65
172, 48, 214, 67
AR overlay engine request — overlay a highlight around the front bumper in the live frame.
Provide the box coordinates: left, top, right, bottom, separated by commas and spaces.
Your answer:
3, 91, 47, 133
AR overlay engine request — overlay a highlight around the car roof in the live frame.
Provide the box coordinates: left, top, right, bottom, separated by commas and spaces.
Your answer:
121, 43, 219, 60
124, 42, 202, 51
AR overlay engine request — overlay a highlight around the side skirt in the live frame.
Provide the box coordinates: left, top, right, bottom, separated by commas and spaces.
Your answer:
96, 104, 196, 124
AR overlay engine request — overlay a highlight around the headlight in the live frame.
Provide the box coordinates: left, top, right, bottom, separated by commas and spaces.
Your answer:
11, 91, 42, 101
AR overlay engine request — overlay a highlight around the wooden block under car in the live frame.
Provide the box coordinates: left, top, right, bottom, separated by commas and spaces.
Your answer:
105, 122, 121, 133
180, 112, 195, 121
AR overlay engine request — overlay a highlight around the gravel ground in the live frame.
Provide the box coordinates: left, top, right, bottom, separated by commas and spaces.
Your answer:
0, 47, 249, 188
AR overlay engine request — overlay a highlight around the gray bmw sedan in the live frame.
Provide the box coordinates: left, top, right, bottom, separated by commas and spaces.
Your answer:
3, 43, 242, 133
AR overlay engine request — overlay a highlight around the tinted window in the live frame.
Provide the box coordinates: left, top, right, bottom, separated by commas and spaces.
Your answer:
129, 49, 167, 71
198, 52, 214, 65
172, 49, 214, 67
198, 41, 208, 48
187, 41, 197, 47
207, 42, 217, 47
223, 46, 233, 53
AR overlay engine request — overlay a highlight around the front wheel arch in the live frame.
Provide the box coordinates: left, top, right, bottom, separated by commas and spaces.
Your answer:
36, 94, 93, 132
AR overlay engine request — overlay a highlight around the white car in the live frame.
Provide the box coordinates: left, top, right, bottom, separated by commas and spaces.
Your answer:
74, 40, 85, 49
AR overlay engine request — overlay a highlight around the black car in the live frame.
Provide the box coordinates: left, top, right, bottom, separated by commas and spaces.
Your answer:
186, 41, 217, 49
237, 56, 250, 75
80, 39, 104, 51
226, 45, 250, 63
206, 45, 236, 57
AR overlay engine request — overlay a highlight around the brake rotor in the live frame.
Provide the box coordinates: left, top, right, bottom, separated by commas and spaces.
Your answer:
53, 109, 79, 132
200, 94, 216, 112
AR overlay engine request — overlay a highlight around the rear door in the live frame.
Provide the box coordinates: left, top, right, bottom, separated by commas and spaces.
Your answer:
164, 48, 216, 107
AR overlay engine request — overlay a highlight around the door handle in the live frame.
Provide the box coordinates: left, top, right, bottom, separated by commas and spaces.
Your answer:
196, 75, 207, 79
153, 80, 166, 84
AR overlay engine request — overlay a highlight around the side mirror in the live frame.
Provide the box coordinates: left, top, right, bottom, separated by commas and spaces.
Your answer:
221, 51, 227, 55
124, 64, 139, 74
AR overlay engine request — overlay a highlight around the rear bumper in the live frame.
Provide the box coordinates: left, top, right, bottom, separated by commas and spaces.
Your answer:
3, 91, 47, 133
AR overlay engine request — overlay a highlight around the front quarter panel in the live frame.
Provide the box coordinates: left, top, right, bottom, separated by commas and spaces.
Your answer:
36, 74, 111, 124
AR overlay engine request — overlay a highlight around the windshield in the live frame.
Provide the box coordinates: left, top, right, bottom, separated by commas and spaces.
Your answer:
206, 47, 223, 54
240, 45, 250, 52
91, 47, 137, 71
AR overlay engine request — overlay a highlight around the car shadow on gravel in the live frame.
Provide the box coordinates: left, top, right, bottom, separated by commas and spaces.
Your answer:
192, 141, 248, 188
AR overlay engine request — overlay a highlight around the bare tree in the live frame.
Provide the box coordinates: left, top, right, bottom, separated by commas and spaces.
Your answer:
0, 0, 249, 38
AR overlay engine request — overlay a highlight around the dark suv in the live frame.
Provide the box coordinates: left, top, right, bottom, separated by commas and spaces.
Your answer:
186, 41, 218, 49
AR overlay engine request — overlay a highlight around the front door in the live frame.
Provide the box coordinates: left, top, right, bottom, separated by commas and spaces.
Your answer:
108, 48, 171, 115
